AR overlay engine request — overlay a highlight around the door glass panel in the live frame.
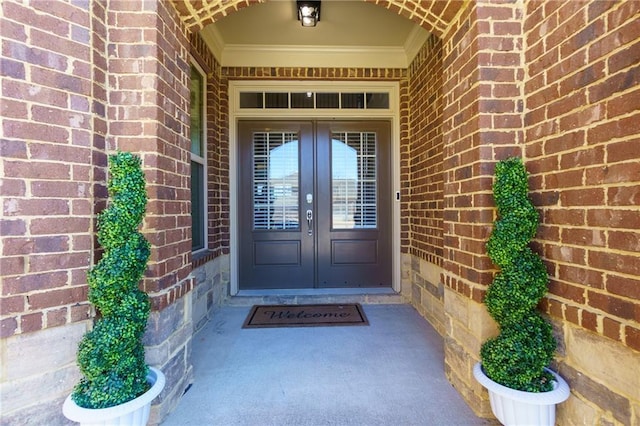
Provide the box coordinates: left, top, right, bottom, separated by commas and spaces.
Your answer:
331, 132, 377, 229
253, 132, 300, 230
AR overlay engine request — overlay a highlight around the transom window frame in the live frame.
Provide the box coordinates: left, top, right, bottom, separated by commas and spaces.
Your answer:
228, 80, 401, 295
230, 81, 397, 119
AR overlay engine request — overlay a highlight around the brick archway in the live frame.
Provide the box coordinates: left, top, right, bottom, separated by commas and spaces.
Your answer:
170, 0, 464, 36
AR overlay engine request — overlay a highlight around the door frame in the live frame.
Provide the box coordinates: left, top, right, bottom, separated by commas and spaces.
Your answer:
228, 80, 401, 295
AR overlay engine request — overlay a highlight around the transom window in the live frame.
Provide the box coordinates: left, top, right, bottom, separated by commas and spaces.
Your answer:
239, 91, 389, 110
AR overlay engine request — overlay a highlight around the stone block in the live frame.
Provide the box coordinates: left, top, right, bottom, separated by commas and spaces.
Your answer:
444, 336, 471, 386
192, 285, 210, 331
195, 277, 213, 299
149, 362, 192, 426
551, 317, 566, 357
0, 394, 72, 426
401, 253, 411, 278
168, 320, 193, 357
631, 401, 640, 426
1, 364, 79, 414
191, 265, 206, 284
560, 363, 631, 425
1, 322, 85, 381
557, 391, 598, 426
566, 325, 640, 401
145, 339, 169, 366
419, 258, 443, 291
410, 253, 420, 272
144, 296, 186, 346
211, 279, 226, 307
452, 317, 482, 355
444, 287, 469, 327
411, 282, 422, 305
158, 346, 188, 399
467, 298, 497, 341
421, 292, 445, 336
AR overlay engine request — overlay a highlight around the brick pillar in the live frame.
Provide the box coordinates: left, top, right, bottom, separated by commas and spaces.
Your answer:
104, 1, 193, 422
440, 0, 525, 417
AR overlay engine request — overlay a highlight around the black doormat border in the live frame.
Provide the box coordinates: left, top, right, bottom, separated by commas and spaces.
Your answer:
242, 303, 369, 328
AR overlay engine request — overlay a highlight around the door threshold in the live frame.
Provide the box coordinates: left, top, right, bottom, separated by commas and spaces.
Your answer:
228, 287, 403, 307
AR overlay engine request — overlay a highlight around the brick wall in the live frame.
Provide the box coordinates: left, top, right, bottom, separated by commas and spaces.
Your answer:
0, 0, 97, 422
435, 1, 640, 421
525, 0, 639, 354
1, 0, 95, 340
523, 1, 640, 423
404, 34, 447, 334
407, 34, 445, 267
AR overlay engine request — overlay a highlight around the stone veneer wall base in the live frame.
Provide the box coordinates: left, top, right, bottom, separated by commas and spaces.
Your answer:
192, 254, 231, 332
143, 288, 194, 424
0, 323, 86, 425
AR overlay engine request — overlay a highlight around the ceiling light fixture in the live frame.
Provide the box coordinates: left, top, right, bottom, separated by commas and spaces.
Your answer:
297, 1, 321, 27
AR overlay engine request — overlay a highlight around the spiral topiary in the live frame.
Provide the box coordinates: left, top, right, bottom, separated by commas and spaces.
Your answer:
480, 157, 556, 393
72, 152, 152, 408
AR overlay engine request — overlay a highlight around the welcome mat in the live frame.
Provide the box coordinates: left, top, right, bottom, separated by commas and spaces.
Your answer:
243, 304, 369, 328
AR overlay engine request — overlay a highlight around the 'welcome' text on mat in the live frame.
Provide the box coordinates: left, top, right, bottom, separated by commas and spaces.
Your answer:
243, 304, 369, 328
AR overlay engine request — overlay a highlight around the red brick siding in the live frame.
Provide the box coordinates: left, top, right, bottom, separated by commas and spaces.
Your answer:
440, 1, 529, 301
474, 0, 527, 298
524, 0, 640, 352
407, 34, 444, 267
442, 4, 484, 303
104, 1, 194, 311
1, 0, 95, 338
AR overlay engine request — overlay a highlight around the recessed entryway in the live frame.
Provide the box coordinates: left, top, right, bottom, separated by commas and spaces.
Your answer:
229, 80, 401, 295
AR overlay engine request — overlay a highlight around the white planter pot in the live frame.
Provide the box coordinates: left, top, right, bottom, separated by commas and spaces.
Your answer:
473, 363, 570, 426
63, 367, 165, 426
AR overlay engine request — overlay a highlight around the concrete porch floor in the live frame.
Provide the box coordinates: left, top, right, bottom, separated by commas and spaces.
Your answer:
161, 302, 494, 426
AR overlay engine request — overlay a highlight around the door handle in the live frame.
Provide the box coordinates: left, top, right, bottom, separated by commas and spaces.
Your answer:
306, 209, 313, 235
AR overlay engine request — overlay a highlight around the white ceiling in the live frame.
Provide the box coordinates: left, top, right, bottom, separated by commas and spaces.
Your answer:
200, 1, 429, 68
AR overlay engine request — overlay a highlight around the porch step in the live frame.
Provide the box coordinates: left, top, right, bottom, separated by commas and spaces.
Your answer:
225, 288, 405, 306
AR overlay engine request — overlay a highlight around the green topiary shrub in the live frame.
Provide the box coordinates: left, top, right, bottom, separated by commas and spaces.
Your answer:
480, 157, 556, 393
72, 152, 152, 408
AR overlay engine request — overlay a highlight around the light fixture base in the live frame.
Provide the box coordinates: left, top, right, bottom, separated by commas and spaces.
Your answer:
297, 0, 321, 27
